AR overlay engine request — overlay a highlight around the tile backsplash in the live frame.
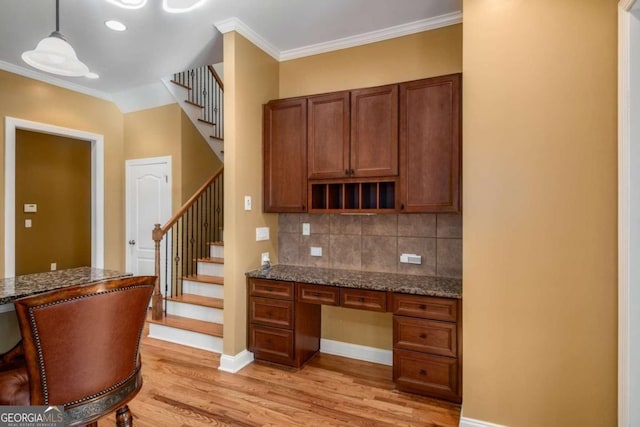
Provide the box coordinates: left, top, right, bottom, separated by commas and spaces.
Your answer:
278, 213, 462, 278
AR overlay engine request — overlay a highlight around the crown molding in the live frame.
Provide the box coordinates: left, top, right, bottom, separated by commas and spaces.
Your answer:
214, 17, 280, 61
279, 11, 462, 61
0, 59, 112, 102
216, 12, 462, 63
620, 0, 638, 11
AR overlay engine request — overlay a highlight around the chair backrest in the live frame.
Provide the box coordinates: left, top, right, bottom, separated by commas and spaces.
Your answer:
13, 276, 154, 425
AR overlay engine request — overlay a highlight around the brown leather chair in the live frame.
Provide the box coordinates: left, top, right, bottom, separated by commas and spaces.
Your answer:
0, 276, 155, 427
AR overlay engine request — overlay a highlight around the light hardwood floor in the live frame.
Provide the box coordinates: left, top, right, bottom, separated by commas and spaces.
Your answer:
100, 334, 461, 427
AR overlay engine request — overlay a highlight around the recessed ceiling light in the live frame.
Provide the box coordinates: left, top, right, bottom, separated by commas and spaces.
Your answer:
105, 0, 147, 10
105, 20, 127, 31
163, 0, 206, 13
85, 72, 100, 79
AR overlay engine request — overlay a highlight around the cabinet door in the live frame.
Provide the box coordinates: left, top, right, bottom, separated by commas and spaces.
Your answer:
350, 85, 398, 177
399, 74, 461, 212
263, 98, 307, 212
308, 92, 350, 179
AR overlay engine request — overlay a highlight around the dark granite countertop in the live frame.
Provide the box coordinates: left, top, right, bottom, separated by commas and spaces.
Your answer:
246, 264, 462, 299
0, 267, 132, 305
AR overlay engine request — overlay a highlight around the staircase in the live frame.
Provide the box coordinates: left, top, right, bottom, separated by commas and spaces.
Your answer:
162, 63, 224, 162
147, 170, 224, 353
147, 240, 225, 352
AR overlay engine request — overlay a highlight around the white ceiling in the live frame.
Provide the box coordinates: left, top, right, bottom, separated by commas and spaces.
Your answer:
0, 0, 461, 97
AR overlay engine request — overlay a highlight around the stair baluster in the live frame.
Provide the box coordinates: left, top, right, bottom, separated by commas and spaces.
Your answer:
151, 169, 224, 321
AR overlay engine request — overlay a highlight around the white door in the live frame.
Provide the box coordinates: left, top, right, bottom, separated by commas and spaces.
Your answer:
125, 157, 172, 277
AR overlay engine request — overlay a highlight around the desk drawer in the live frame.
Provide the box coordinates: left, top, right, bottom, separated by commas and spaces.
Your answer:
249, 325, 294, 365
391, 294, 457, 322
249, 279, 294, 300
340, 289, 387, 312
250, 297, 294, 328
297, 283, 339, 305
393, 349, 460, 403
393, 316, 456, 357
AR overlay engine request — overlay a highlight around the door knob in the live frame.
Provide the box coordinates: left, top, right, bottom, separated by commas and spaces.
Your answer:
129, 240, 136, 245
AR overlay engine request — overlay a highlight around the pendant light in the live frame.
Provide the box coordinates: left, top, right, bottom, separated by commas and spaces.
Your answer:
22, 0, 89, 77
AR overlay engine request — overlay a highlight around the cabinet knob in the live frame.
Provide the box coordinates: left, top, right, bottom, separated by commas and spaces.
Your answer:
266, 311, 273, 317
400, 204, 405, 211
359, 297, 365, 302
349, 168, 355, 176
419, 333, 427, 339
419, 369, 427, 376
418, 304, 426, 310
345, 169, 350, 175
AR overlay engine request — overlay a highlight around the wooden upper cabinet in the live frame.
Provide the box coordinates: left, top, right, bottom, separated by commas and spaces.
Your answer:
263, 98, 307, 212
399, 74, 461, 213
350, 84, 398, 178
307, 92, 350, 179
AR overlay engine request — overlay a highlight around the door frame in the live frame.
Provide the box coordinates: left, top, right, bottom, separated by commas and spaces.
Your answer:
124, 156, 172, 276
618, 1, 639, 425
4, 117, 104, 279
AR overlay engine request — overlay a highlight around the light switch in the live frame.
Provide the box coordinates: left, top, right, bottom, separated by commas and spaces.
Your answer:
24, 204, 37, 213
302, 223, 310, 236
244, 196, 252, 211
310, 247, 322, 257
25, 219, 32, 228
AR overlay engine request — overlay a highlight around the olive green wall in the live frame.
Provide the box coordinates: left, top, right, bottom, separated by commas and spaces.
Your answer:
278, 25, 463, 350
15, 130, 91, 275
462, 1, 617, 425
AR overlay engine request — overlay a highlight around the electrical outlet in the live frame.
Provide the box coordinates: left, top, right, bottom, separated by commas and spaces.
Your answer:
302, 223, 310, 236
261, 252, 270, 266
25, 219, 32, 228
400, 253, 422, 264
50, 263, 56, 271
244, 196, 252, 211
310, 247, 322, 257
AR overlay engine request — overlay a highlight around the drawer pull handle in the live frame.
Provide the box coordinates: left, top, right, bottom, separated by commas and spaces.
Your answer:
419, 333, 427, 339
266, 287, 273, 292
359, 297, 365, 302
266, 338, 272, 344
419, 369, 427, 376
418, 304, 427, 310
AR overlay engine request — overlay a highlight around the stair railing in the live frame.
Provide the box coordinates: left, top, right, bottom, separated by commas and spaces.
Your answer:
151, 169, 224, 320
172, 65, 224, 140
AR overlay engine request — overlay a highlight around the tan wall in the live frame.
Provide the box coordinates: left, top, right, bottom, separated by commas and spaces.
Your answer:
124, 104, 182, 212
15, 130, 91, 275
462, 1, 617, 426
223, 32, 279, 355
180, 110, 223, 202
0, 70, 125, 275
278, 25, 462, 350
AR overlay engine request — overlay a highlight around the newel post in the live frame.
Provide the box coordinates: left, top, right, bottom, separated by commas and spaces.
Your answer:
152, 224, 164, 321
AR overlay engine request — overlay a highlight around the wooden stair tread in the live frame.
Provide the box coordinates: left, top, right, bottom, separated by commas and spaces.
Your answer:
167, 294, 223, 309
170, 80, 191, 90
196, 257, 224, 264
185, 99, 204, 108
208, 241, 224, 246
209, 136, 224, 142
182, 275, 224, 285
198, 118, 216, 126
147, 312, 223, 337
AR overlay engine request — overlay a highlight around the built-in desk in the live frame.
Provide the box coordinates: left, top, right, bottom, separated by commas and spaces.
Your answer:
246, 265, 462, 404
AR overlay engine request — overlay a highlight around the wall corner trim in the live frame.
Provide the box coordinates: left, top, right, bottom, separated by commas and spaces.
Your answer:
218, 350, 254, 373
320, 339, 392, 366
459, 417, 508, 427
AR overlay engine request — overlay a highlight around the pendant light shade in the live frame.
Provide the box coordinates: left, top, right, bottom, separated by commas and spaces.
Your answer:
22, 1, 89, 77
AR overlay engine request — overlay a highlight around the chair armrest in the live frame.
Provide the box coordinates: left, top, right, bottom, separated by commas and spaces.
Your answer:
0, 341, 25, 372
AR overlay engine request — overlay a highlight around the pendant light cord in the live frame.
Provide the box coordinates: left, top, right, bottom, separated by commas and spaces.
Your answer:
55, 0, 59, 32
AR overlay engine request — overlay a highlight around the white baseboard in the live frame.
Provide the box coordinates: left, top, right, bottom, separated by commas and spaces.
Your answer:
459, 417, 507, 427
0, 303, 15, 313
219, 350, 254, 373
320, 338, 392, 366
